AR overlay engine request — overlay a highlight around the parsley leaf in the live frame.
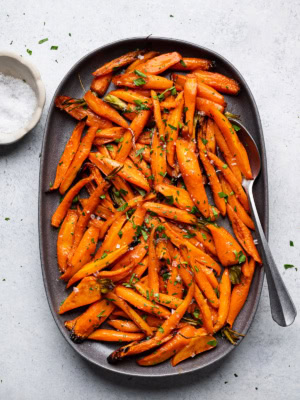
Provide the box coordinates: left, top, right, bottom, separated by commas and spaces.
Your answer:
232, 124, 241, 132
50, 45, 58, 50
207, 339, 217, 347
117, 203, 128, 211
134, 69, 147, 78
284, 264, 295, 270
133, 78, 146, 86
180, 59, 187, 67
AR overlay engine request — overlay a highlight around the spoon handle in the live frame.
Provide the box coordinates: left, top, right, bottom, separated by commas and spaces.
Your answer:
245, 182, 297, 326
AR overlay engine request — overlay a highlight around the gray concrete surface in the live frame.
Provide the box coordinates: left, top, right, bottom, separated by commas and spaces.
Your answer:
0, 1, 299, 399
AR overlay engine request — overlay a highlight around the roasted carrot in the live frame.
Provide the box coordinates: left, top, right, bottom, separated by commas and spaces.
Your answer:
167, 262, 184, 299
213, 268, 231, 332
143, 202, 197, 225
97, 264, 134, 282
171, 57, 213, 71
165, 92, 184, 167
138, 52, 182, 75
227, 204, 262, 263
90, 73, 112, 96
155, 183, 195, 212
188, 227, 217, 256
126, 51, 160, 72
113, 72, 174, 90
109, 89, 151, 106
151, 129, 167, 186
134, 281, 183, 309
151, 90, 165, 138
107, 319, 141, 333
196, 97, 225, 113
148, 227, 160, 294
57, 210, 78, 272
89, 329, 145, 342
112, 240, 148, 271
193, 70, 240, 95
93, 50, 143, 76
95, 214, 127, 260
183, 75, 197, 138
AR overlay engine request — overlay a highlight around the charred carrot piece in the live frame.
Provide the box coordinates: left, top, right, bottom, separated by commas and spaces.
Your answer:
151, 129, 167, 186
213, 269, 231, 332
113, 72, 174, 90
198, 136, 226, 216
84, 91, 129, 128
67, 245, 129, 287
134, 281, 183, 309
51, 177, 92, 227
143, 202, 198, 225
126, 51, 160, 72
151, 90, 165, 138
93, 50, 144, 76
207, 151, 250, 212
183, 76, 197, 138
171, 332, 216, 366
107, 319, 141, 333
214, 123, 242, 183
55, 96, 113, 128
68, 299, 115, 342
227, 204, 262, 263
115, 286, 171, 319
176, 138, 211, 218
227, 258, 256, 327
89, 329, 145, 342
57, 210, 78, 272
107, 293, 154, 337
90, 73, 112, 96
148, 227, 160, 294
165, 92, 184, 167
139, 52, 182, 75
62, 226, 100, 281
193, 70, 240, 95
51, 121, 85, 190
172, 57, 213, 71
137, 325, 196, 366
59, 277, 102, 314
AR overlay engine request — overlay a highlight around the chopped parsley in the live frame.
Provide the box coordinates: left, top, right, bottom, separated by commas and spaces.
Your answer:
26, 49, 32, 55
180, 59, 187, 67
133, 78, 146, 86
117, 203, 128, 211
284, 264, 295, 270
38, 38, 48, 44
50, 46, 58, 50
134, 69, 147, 78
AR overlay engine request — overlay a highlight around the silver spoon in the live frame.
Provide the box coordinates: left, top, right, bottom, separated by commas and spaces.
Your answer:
229, 118, 297, 326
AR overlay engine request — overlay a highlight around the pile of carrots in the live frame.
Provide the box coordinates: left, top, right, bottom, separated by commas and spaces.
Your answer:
51, 49, 262, 367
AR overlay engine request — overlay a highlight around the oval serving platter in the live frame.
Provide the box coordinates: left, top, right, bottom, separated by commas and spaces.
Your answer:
39, 37, 268, 378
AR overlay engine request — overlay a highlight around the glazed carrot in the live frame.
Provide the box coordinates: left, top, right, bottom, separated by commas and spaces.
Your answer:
107, 319, 141, 333
213, 122, 242, 183
115, 110, 151, 162
155, 183, 194, 212
115, 286, 171, 318
148, 227, 160, 294
95, 214, 127, 259
134, 143, 151, 162
67, 245, 129, 287
113, 72, 174, 90
90, 73, 112, 96
69, 299, 115, 342
97, 264, 134, 282
151, 90, 165, 138
227, 204, 262, 263
51, 121, 85, 190
55, 96, 113, 128
227, 258, 256, 327
198, 136, 226, 216
205, 118, 216, 153
112, 240, 148, 271
134, 281, 183, 309
131, 257, 148, 279
171, 57, 213, 71
188, 227, 217, 256
198, 263, 219, 289
139, 52, 182, 74
109, 89, 151, 105
213, 269, 231, 332
206, 224, 245, 267
183, 75, 197, 138
89, 329, 145, 342
112, 206, 147, 248
98, 156, 150, 192
60, 125, 98, 194
154, 280, 195, 341
129, 149, 152, 180
143, 202, 197, 225
62, 226, 99, 281
151, 129, 167, 185
196, 97, 225, 113
51, 177, 92, 227
126, 51, 160, 72
167, 262, 184, 299
57, 210, 78, 272
172, 332, 216, 366
59, 277, 102, 314
165, 92, 184, 167
193, 70, 240, 95
137, 130, 151, 144
84, 91, 129, 128
93, 49, 143, 76
137, 325, 196, 366
176, 138, 211, 218
220, 176, 254, 229
106, 293, 154, 337
207, 151, 250, 212
95, 126, 126, 141
196, 80, 226, 107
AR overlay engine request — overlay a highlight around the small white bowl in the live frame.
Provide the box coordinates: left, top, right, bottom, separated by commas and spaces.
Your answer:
0, 51, 46, 145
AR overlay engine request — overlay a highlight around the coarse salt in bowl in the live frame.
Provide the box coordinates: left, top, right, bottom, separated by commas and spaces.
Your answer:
0, 51, 46, 145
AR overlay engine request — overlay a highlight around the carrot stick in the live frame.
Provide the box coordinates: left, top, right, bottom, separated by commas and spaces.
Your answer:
107, 319, 141, 333
106, 293, 154, 336
59, 277, 102, 314
93, 49, 144, 76
90, 73, 112, 96
193, 70, 240, 95
165, 92, 184, 167
113, 72, 174, 90
207, 151, 250, 212
143, 202, 198, 225
227, 204, 262, 263
51, 177, 92, 227
171, 58, 213, 71
139, 52, 182, 75
88, 329, 145, 342
183, 76, 197, 138
196, 97, 225, 113
205, 118, 216, 153
57, 210, 78, 272
126, 51, 160, 72
213, 269, 231, 332
148, 227, 160, 294
109, 89, 151, 105
151, 90, 165, 138
94, 126, 126, 141
151, 129, 167, 186
84, 91, 129, 128
51, 121, 85, 190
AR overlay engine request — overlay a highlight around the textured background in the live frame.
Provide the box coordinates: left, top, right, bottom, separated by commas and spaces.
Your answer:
0, 1, 299, 399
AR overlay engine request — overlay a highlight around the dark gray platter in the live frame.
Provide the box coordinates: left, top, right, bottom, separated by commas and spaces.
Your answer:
39, 37, 268, 378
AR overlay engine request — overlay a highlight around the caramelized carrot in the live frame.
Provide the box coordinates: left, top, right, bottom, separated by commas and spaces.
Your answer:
151, 90, 165, 138
193, 70, 240, 95
196, 97, 225, 113
143, 202, 197, 224
126, 51, 160, 72
95, 214, 127, 259
155, 183, 194, 212
139, 52, 182, 75
171, 57, 213, 71
113, 72, 173, 90
89, 329, 145, 342
93, 49, 143, 76
57, 210, 78, 272
107, 319, 141, 333
165, 92, 184, 167
183, 75, 197, 138
148, 227, 160, 294
109, 89, 151, 106
213, 269, 231, 332
90, 73, 112, 96
151, 129, 167, 186
134, 281, 183, 309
